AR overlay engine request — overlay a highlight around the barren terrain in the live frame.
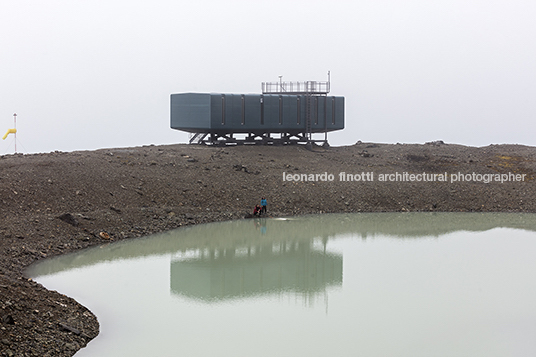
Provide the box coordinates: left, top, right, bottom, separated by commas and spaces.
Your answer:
1, 142, 535, 356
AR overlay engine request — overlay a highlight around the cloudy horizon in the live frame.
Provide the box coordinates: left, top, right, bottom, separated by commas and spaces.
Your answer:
2, 0, 535, 154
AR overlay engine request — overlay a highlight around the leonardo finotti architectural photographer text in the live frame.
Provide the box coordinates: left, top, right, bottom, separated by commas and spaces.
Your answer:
282, 171, 527, 184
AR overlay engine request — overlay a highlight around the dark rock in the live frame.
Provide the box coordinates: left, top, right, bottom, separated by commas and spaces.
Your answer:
110, 206, 122, 214
425, 140, 445, 146
233, 164, 249, 172
58, 213, 79, 227
59, 322, 81, 335
2, 314, 15, 325
406, 154, 428, 162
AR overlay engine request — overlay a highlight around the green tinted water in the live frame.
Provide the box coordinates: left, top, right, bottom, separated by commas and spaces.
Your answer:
28, 213, 536, 356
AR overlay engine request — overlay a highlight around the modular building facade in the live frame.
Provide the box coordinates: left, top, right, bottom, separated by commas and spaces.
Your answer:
170, 93, 344, 144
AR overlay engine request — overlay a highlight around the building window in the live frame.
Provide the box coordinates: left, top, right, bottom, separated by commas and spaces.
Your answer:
324, 96, 327, 126
241, 95, 245, 125
221, 95, 226, 125
279, 96, 283, 125
260, 95, 264, 125
297, 97, 301, 125
314, 97, 318, 125
332, 97, 336, 125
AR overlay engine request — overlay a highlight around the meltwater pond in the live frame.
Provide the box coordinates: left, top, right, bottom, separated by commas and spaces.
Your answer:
28, 213, 536, 357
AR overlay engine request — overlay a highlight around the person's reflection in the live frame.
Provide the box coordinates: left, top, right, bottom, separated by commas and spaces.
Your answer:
252, 218, 267, 234
260, 218, 267, 235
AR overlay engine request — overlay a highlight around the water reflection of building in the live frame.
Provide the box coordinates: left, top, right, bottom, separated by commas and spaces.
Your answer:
30, 212, 536, 291
170, 240, 342, 303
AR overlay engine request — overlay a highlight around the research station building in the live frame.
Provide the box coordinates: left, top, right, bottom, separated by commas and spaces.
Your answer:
170, 76, 344, 146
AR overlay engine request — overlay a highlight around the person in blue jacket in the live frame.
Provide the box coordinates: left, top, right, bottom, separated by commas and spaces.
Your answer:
260, 197, 267, 214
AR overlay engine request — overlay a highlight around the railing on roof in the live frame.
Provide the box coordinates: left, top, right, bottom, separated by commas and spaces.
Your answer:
261, 80, 330, 95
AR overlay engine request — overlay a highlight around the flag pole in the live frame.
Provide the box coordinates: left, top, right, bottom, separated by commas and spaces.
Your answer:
13, 113, 17, 153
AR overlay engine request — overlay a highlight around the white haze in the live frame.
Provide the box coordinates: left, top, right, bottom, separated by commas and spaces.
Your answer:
1, 0, 535, 154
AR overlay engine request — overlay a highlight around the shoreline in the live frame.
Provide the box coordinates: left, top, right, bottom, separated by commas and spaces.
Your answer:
1, 142, 535, 356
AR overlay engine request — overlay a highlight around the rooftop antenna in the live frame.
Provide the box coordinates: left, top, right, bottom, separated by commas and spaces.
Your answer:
2, 113, 18, 153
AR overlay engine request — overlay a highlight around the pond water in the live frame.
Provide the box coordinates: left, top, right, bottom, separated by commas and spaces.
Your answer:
28, 213, 536, 357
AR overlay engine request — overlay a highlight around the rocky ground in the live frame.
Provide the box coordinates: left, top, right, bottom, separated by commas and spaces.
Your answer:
1, 141, 536, 356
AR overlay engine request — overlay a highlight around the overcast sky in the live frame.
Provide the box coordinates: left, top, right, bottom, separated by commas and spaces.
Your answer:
1, 0, 535, 154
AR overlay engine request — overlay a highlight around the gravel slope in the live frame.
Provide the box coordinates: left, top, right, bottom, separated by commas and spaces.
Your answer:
1, 142, 535, 356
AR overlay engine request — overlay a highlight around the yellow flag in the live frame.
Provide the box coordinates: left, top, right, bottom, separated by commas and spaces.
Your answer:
2, 128, 16, 140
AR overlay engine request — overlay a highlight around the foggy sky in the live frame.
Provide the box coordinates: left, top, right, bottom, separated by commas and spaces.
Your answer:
1, 0, 535, 154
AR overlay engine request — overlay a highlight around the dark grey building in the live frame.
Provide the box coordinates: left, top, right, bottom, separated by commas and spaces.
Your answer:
170, 92, 344, 145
